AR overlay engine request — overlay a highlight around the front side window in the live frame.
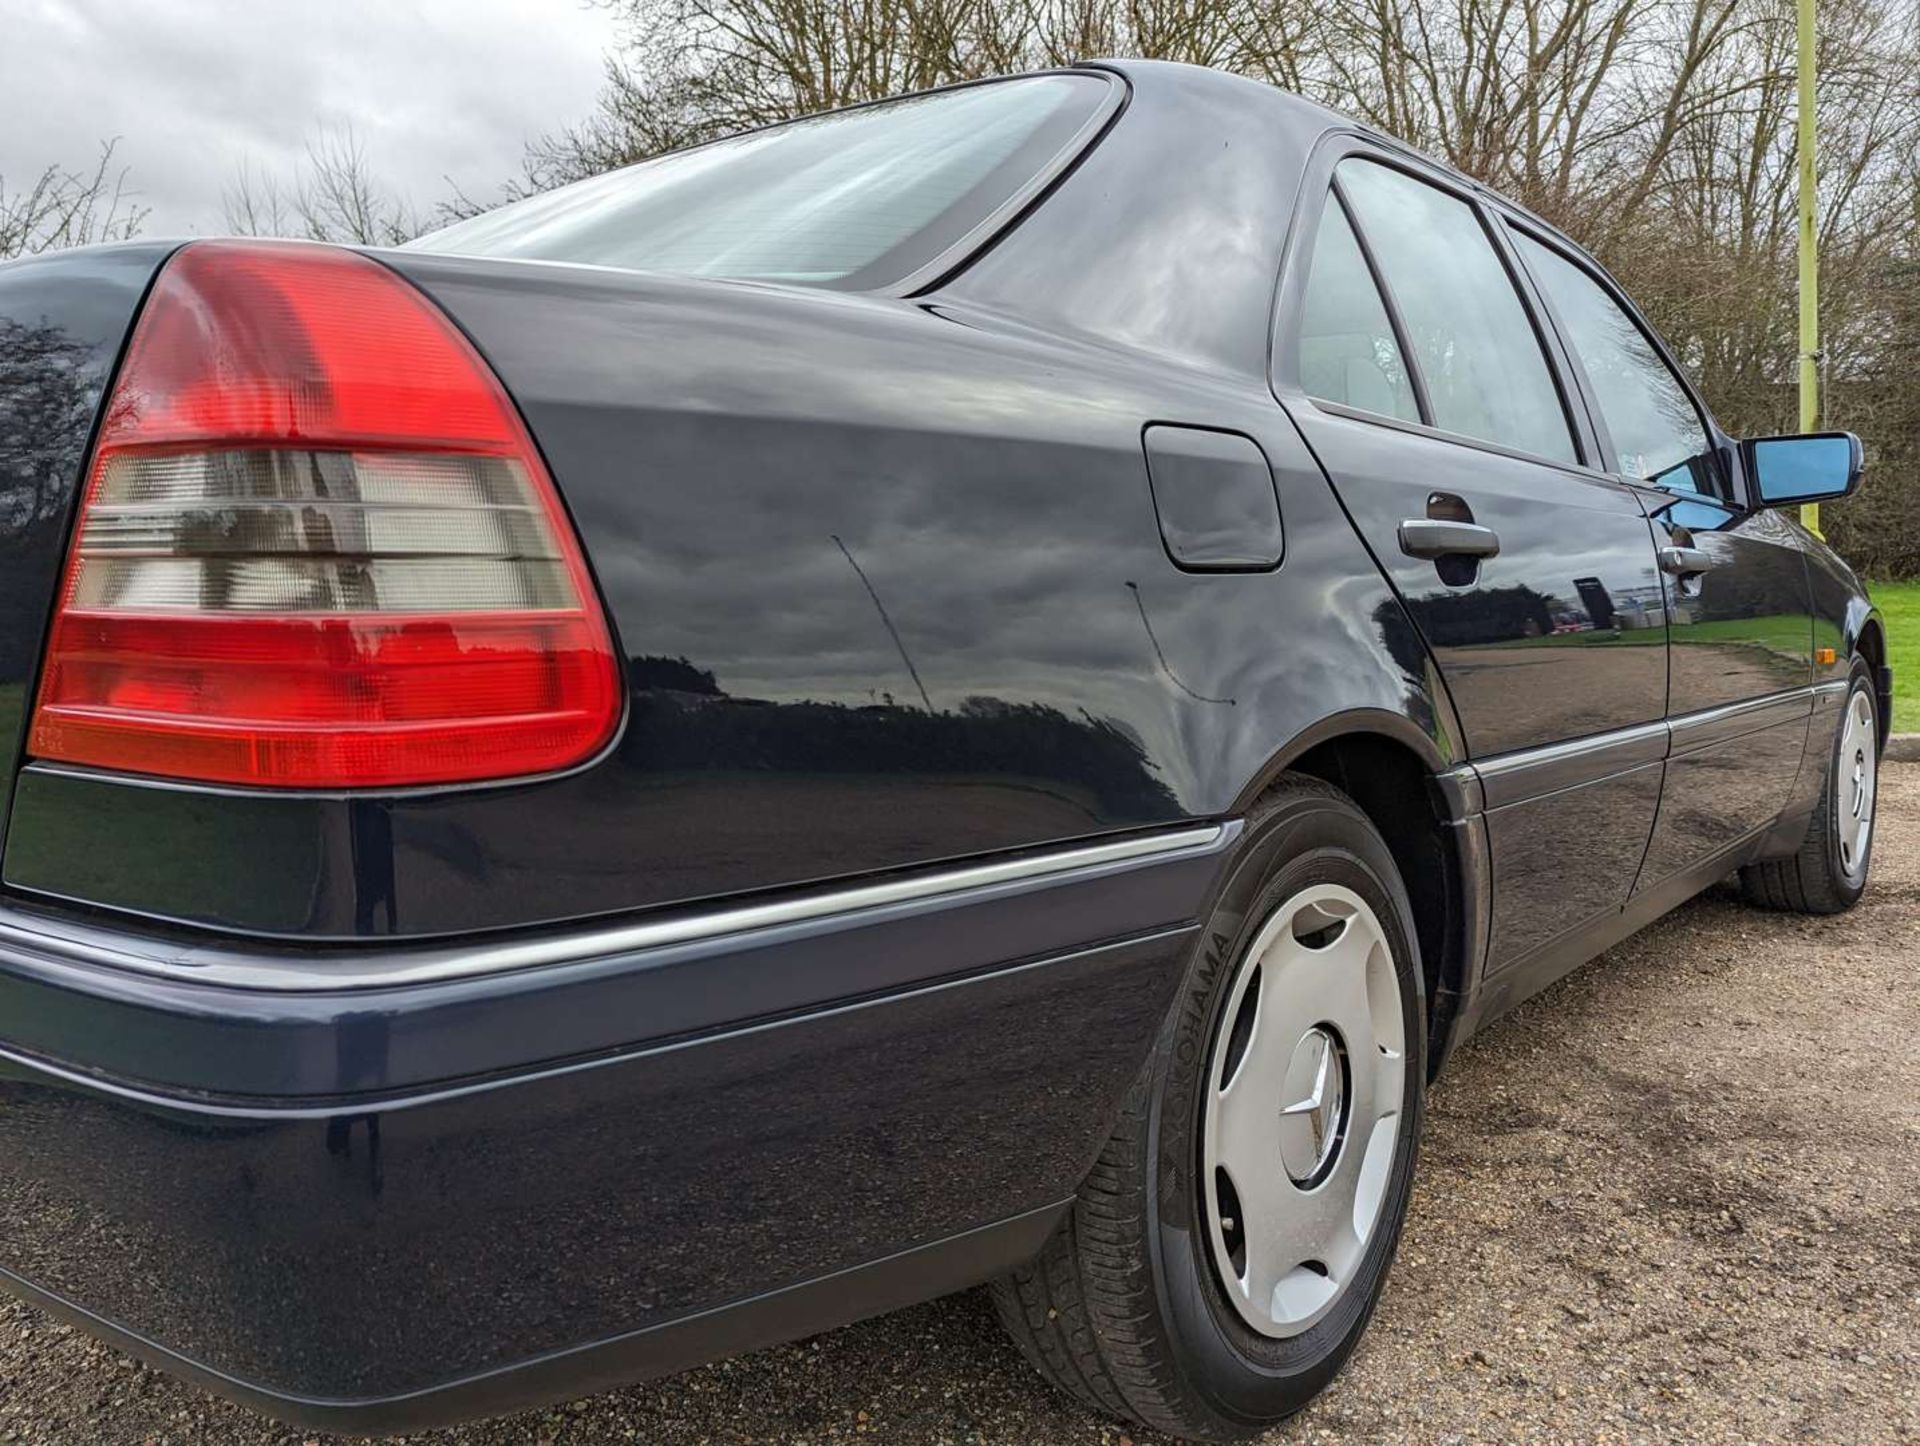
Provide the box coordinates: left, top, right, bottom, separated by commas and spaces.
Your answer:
1296, 195, 1420, 423
411, 75, 1112, 291
1337, 161, 1576, 465
1513, 233, 1710, 484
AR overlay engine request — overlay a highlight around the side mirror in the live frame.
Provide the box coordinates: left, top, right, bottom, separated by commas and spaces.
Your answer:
1743, 431, 1863, 507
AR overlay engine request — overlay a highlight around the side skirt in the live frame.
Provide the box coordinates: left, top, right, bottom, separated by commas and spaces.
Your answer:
1452, 823, 1769, 1043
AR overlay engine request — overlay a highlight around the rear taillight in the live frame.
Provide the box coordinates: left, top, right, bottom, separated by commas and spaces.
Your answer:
27, 240, 621, 789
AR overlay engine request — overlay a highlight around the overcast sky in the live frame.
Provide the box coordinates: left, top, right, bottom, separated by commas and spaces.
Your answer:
1, 0, 623, 238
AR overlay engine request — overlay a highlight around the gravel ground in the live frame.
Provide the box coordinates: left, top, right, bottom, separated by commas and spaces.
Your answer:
4, 768, 1917, 1445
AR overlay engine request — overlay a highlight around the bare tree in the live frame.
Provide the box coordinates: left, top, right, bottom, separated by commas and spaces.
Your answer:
14, 0, 1914, 572
521, 0, 1920, 572
0, 139, 148, 260
221, 158, 295, 239
532, 0, 1314, 171
224, 124, 421, 245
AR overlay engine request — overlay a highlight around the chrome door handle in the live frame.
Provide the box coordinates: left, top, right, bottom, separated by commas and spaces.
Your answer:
1658, 546, 1714, 576
1398, 519, 1501, 560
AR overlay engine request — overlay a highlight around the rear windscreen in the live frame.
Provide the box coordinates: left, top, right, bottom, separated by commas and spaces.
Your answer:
410, 74, 1114, 291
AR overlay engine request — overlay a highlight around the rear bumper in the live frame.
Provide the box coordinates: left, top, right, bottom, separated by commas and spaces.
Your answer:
0, 825, 1230, 1430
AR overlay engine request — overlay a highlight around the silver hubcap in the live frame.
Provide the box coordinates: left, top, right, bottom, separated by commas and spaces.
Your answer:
1202, 884, 1405, 1339
1837, 689, 1876, 880
1278, 1027, 1346, 1185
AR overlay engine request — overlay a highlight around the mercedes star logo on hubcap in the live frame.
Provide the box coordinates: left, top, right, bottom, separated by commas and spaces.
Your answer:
1278, 1027, 1347, 1185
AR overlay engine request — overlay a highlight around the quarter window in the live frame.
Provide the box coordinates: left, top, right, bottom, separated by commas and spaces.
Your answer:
1513, 233, 1709, 483
1336, 161, 1575, 464
1296, 196, 1420, 423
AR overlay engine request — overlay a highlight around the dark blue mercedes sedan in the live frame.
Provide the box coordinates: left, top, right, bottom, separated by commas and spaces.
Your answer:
0, 59, 1884, 1442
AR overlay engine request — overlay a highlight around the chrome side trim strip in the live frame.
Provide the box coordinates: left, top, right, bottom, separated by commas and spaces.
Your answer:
1667, 688, 1812, 756
1433, 764, 1484, 820
1808, 678, 1852, 741
1472, 685, 1825, 808
1475, 719, 1669, 810
0, 824, 1229, 993
0, 929, 1203, 1119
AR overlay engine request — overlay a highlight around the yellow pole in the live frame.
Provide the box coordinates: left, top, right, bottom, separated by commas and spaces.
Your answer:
1797, 0, 1822, 534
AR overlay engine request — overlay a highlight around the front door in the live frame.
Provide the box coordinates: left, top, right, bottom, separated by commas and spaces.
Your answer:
1639, 490, 1814, 883
1504, 227, 1815, 890
1275, 150, 1669, 976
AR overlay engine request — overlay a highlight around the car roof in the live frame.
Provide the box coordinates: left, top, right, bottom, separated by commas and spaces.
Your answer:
1083, 58, 1595, 264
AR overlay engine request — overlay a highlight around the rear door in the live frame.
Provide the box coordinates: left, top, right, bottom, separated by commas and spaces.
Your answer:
1273, 147, 1670, 976
1503, 223, 1815, 891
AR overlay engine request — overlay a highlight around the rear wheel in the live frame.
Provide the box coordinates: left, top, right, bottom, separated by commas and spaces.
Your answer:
992, 777, 1424, 1441
1740, 657, 1878, 914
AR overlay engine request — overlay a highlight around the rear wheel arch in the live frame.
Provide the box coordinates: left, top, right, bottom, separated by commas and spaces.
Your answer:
996, 774, 1427, 1438
1250, 725, 1471, 1080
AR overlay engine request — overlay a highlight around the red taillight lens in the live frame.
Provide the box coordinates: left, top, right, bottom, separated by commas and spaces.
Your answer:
28, 240, 621, 789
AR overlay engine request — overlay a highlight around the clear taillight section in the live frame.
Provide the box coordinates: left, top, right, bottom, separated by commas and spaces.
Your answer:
28, 241, 622, 788
72, 450, 577, 613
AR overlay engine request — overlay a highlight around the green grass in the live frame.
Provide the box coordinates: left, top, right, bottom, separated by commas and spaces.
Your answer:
1483, 613, 1806, 654
1868, 580, 1920, 734
1674, 614, 1811, 656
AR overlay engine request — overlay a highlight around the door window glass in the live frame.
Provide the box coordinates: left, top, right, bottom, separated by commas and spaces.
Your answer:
1296, 196, 1420, 422
1514, 233, 1709, 482
1338, 161, 1575, 464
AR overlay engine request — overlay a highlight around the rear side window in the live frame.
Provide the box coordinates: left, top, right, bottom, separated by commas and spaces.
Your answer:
1297, 196, 1420, 423
1513, 233, 1709, 483
410, 75, 1112, 291
1336, 161, 1576, 465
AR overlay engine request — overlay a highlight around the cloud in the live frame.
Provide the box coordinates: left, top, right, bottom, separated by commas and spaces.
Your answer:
0, 0, 620, 237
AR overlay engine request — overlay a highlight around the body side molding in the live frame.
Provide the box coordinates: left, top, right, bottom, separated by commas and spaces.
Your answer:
1472, 719, 1668, 810
1461, 684, 1829, 812
1667, 689, 1812, 756
0, 823, 1226, 994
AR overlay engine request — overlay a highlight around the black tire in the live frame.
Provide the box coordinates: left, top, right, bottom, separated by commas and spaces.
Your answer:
1739, 657, 1879, 915
991, 775, 1426, 1442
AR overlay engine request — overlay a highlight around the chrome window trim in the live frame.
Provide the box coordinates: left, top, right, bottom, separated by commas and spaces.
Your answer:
1275, 135, 1594, 471
1494, 209, 1720, 486
1304, 398, 1630, 487
0, 823, 1228, 993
